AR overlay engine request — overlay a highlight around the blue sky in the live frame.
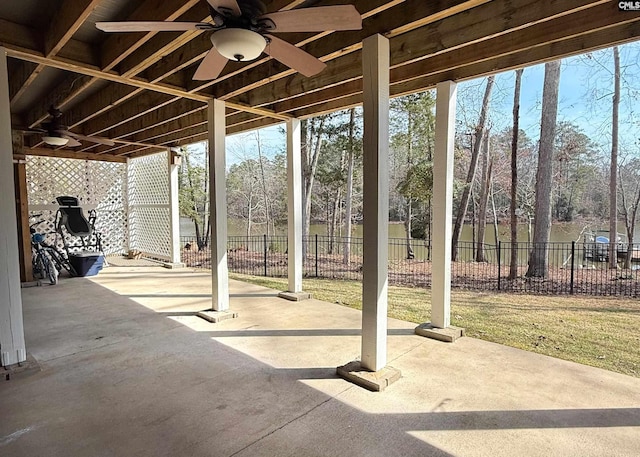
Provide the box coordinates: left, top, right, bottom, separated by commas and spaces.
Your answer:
478, 42, 640, 153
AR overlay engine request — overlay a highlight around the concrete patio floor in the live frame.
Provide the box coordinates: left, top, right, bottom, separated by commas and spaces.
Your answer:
2, 263, 640, 457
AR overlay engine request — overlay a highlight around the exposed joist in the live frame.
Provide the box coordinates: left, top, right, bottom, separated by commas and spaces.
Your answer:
232, 19, 640, 133
22, 147, 128, 163
9, 60, 38, 105
4, 47, 209, 101
238, 0, 615, 109
99, 0, 200, 71
46, 0, 101, 57
118, 3, 210, 77
26, 73, 94, 127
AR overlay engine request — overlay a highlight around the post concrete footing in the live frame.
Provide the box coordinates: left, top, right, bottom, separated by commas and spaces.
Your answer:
2, 354, 40, 381
196, 310, 238, 323
336, 360, 401, 392
278, 291, 312, 301
415, 323, 465, 342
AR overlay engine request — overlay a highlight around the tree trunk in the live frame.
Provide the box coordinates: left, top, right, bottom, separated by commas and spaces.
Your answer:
343, 108, 356, 265
404, 200, 414, 259
246, 194, 253, 238
509, 68, 524, 279
609, 46, 620, 269
620, 179, 640, 269
452, 75, 495, 261
255, 130, 272, 237
491, 180, 499, 248
526, 60, 561, 278
404, 104, 415, 259
476, 132, 492, 263
302, 117, 326, 251
328, 188, 342, 254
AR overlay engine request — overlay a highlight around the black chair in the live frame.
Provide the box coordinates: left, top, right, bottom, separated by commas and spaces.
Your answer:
55, 196, 102, 254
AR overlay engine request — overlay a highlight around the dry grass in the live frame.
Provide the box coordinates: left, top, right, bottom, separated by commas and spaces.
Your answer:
230, 273, 640, 378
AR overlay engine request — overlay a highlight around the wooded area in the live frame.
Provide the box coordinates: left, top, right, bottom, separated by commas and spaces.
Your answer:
180, 42, 640, 279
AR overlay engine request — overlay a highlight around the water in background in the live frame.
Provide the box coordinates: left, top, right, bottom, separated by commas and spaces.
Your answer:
180, 217, 629, 244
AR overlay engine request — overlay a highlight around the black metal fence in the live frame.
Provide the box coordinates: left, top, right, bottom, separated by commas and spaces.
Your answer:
180, 235, 640, 297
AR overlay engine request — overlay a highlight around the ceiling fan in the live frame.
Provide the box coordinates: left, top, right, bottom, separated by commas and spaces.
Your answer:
96, 0, 362, 80
16, 107, 115, 148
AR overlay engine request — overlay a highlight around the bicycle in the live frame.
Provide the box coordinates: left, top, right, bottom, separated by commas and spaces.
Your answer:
30, 215, 76, 284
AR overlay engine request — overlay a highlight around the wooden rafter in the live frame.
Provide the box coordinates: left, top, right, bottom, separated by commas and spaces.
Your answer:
1, 0, 638, 159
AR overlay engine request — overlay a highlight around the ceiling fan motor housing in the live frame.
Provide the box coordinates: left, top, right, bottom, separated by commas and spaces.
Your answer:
210, 28, 266, 61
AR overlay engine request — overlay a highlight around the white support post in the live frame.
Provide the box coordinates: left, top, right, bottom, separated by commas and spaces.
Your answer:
124, 158, 131, 254
286, 119, 303, 293
0, 47, 27, 367
431, 81, 457, 329
208, 99, 230, 312
168, 149, 182, 265
361, 34, 390, 372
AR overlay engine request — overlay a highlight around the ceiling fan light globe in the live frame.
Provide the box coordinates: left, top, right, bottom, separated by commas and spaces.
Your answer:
43, 136, 69, 146
210, 28, 266, 61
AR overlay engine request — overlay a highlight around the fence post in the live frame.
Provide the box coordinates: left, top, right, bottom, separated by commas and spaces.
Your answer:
570, 241, 575, 295
497, 241, 501, 291
263, 234, 267, 277
315, 234, 319, 278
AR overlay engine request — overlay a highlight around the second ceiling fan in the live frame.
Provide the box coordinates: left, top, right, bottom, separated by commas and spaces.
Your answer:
97, 0, 362, 80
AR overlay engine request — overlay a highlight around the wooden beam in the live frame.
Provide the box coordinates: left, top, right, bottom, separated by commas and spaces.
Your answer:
26, 73, 94, 127
13, 161, 32, 282
99, 0, 200, 71
5, 47, 210, 102
23, 148, 128, 163
118, 2, 210, 77
236, 0, 614, 109
208, 0, 467, 100
8, 60, 38, 105
64, 85, 143, 128
82, 92, 181, 135
45, 0, 101, 57
234, 19, 640, 133
391, 1, 638, 84
401, 20, 640, 91
102, 107, 207, 145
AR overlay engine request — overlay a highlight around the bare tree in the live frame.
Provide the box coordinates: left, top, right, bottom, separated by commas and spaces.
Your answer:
254, 130, 276, 237
509, 68, 524, 279
452, 76, 495, 261
475, 131, 492, 262
302, 116, 327, 250
343, 108, 356, 264
526, 60, 561, 278
609, 46, 620, 269
179, 145, 210, 250
618, 156, 640, 269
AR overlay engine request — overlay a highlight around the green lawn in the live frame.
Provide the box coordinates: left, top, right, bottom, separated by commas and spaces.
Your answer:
230, 273, 640, 378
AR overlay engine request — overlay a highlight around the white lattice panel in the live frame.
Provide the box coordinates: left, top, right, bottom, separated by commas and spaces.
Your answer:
128, 151, 171, 260
26, 156, 127, 255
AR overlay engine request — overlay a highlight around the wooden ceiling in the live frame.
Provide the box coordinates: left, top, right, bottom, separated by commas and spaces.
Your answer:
2, 0, 639, 162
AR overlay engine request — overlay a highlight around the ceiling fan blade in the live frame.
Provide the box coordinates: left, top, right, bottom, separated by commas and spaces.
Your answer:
62, 130, 115, 146
259, 6, 362, 33
264, 35, 326, 77
96, 21, 214, 32
12, 126, 45, 134
193, 47, 229, 80
207, 0, 241, 17
61, 136, 82, 148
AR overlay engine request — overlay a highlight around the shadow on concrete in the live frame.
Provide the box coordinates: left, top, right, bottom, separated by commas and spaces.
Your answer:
205, 328, 417, 337
125, 293, 213, 298
9, 274, 640, 457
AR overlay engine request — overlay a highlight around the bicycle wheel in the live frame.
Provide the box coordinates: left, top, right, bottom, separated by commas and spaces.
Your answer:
43, 255, 59, 285
32, 253, 45, 279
